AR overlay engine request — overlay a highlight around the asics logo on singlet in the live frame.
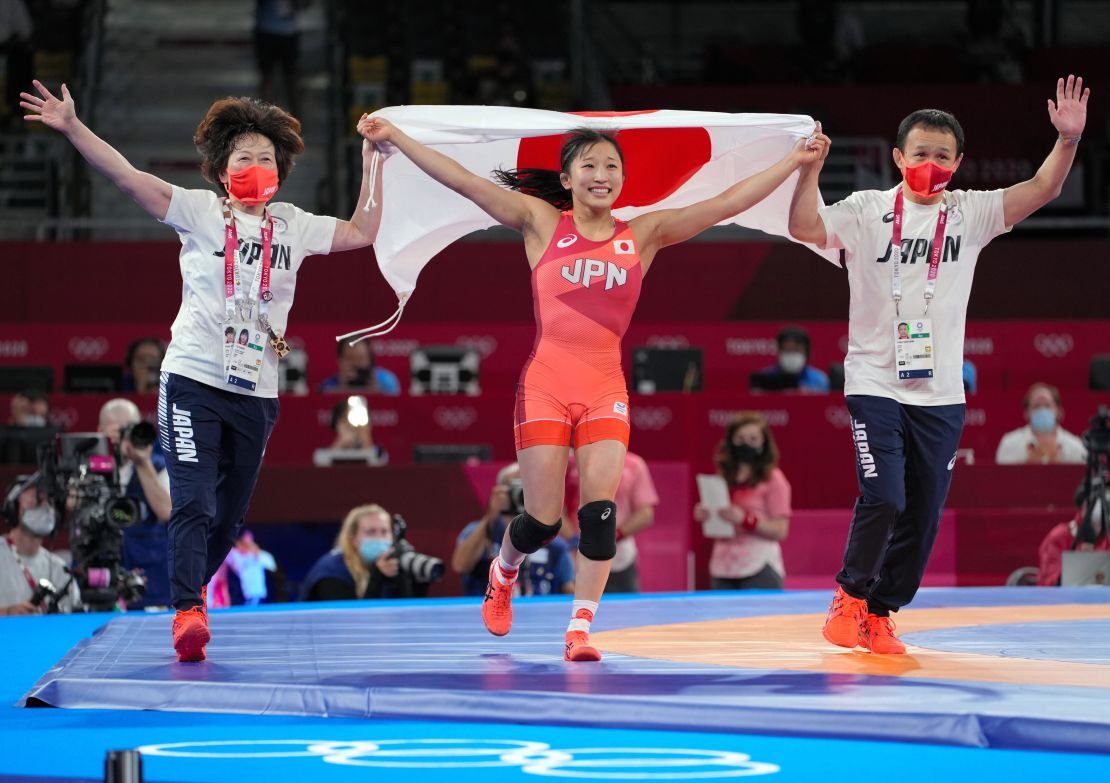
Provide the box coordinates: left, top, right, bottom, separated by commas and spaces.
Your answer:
171, 404, 199, 463
852, 418, 878, 478
561, 258, 628, 290
556, 234, 578, 248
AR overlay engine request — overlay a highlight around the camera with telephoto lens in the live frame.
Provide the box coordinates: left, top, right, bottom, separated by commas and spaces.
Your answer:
1075, 406, 1110, 546
390, 513, 445, 583
503, 478, 525, 517
38, 433, 147, 611
120, 420, 156, 450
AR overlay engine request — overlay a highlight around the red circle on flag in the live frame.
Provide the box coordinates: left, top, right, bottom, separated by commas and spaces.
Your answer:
516, 126, 712, 209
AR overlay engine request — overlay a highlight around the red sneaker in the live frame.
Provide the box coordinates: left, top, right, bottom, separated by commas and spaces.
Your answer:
481, 560, 515, 637
564, 630, 601, 662
822, 585, 867, 648
859, 614, 907, 655
172, 605, 210, 662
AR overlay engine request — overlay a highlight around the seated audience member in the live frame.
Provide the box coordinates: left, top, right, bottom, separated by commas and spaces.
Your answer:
122, 337, 166, 394
98, 398, 172, 609
8, 390, 50, 427
694, 412, 791, 590
1037, 483, 1109, 586
313, 395, 388, 466
452, 463, 575, 597
564, 451, 657, 593
0, 475, 81, 614
754, 325, 829, 393
302, 504, 442, 600
318, 339, 400, 395
208, 530, 284, 607
996, 383, 1087, 464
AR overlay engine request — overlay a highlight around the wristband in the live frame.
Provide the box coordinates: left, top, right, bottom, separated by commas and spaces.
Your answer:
741, 512, 759, 532
1058, 134, 1081, 146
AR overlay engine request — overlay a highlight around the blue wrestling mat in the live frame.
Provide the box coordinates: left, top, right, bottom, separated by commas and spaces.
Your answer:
4, 588, 1109, 782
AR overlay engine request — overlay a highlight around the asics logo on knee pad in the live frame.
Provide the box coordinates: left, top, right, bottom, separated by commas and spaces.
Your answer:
601, 508, 611, 520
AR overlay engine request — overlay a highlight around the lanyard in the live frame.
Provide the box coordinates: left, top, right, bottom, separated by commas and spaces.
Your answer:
223, 202, 273, 323
6, 536, 39, 593
890, 189, 947, 316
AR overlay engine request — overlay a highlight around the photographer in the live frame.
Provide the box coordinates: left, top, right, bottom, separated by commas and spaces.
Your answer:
302, 503, 443, 600
312, 395, 388, 466
1037, 482, 1109, 586
0, 475, 81, 614
98, 399, 172, 609
317, 339, 400, 396
452, 464, 575, 597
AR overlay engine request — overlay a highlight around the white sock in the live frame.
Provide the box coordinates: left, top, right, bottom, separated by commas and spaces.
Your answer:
493, 556, 520, 586
567, 599, 599, 633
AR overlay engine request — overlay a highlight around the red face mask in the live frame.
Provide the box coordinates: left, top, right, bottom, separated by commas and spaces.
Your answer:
226, 165, 279, 205
901, 160, 953, 199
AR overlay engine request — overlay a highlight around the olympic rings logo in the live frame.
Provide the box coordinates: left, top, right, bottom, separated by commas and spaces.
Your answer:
135, 739, 781, 779
49, 407, 80, 429
632, 406, 673, 431
67, 336, 110, 360
456, 335, 498, 357
1033, 333, 1074, 358
434, 406, 478, 430
825, 406, 852, 429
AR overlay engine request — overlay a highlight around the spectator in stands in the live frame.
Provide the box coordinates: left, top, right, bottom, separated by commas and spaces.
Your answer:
564, 452, 656, 593
314, 395, 388, 466
959, 0, 1027, 85
302, 503, 443, 600
452, 463, 575, 597
1037, 483, 1109, 586
318, 339, 400, 395
122, 337, 166, 395
795, 0, 865, 84
254, 0, 304, 116
996, 383, 1087, 465
208, 529, 284, 607
694, 413, 791, 590
7, 389, 49, 427
0, 0, 33, 129
98, 398, 171, 609
755, 325, 830, 393
0, 474, 81, 614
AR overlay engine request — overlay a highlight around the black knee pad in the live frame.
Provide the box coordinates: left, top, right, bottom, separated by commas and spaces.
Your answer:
508, 512, 561, 555
577, 500, 617, 561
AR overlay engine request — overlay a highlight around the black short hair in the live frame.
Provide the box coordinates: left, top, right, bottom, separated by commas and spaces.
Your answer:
125, 337, 166, 368
776, 325, 811, 356
896, 109, 965, 156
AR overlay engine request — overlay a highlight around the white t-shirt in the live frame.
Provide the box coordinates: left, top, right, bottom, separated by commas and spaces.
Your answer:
995, 425, 1088, 464
159, 186, 337, 397
819, 186, 1011, 406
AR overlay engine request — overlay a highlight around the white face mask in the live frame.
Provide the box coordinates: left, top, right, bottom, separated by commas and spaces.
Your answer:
778, 352, 806, 374
21, 505, 56, 537
22, 415, 47, 428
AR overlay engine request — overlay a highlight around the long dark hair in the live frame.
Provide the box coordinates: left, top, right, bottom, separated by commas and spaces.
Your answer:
493, 128, 624, 211
193, 97, 305, 195
715, 412, 780, 488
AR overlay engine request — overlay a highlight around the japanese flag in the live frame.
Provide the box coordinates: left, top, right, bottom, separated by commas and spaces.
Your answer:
356, 105, 832, 333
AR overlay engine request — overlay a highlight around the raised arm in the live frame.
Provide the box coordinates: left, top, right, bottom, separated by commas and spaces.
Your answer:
330, 114, 385, 253
21, 80, 172, 220
787, 121, 831, 246
1002, 75, 1090, 227
360, 116, 549, 234
635, 129, 830, 259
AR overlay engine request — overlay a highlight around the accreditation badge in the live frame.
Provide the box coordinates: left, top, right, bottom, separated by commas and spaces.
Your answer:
225, 321, 266, 391
894, 317, 935, 381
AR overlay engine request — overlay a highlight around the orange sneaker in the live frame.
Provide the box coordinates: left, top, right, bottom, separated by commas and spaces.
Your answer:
172, 605, 210, 662
822, 585, 867, 648
564, 630, 601, 662
481, 560, 515, 637
859, 614, 907, 655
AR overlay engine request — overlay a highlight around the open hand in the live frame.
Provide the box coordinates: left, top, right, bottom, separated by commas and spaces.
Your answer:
1047, 74, 1089, 137
20, 79, 77, 134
